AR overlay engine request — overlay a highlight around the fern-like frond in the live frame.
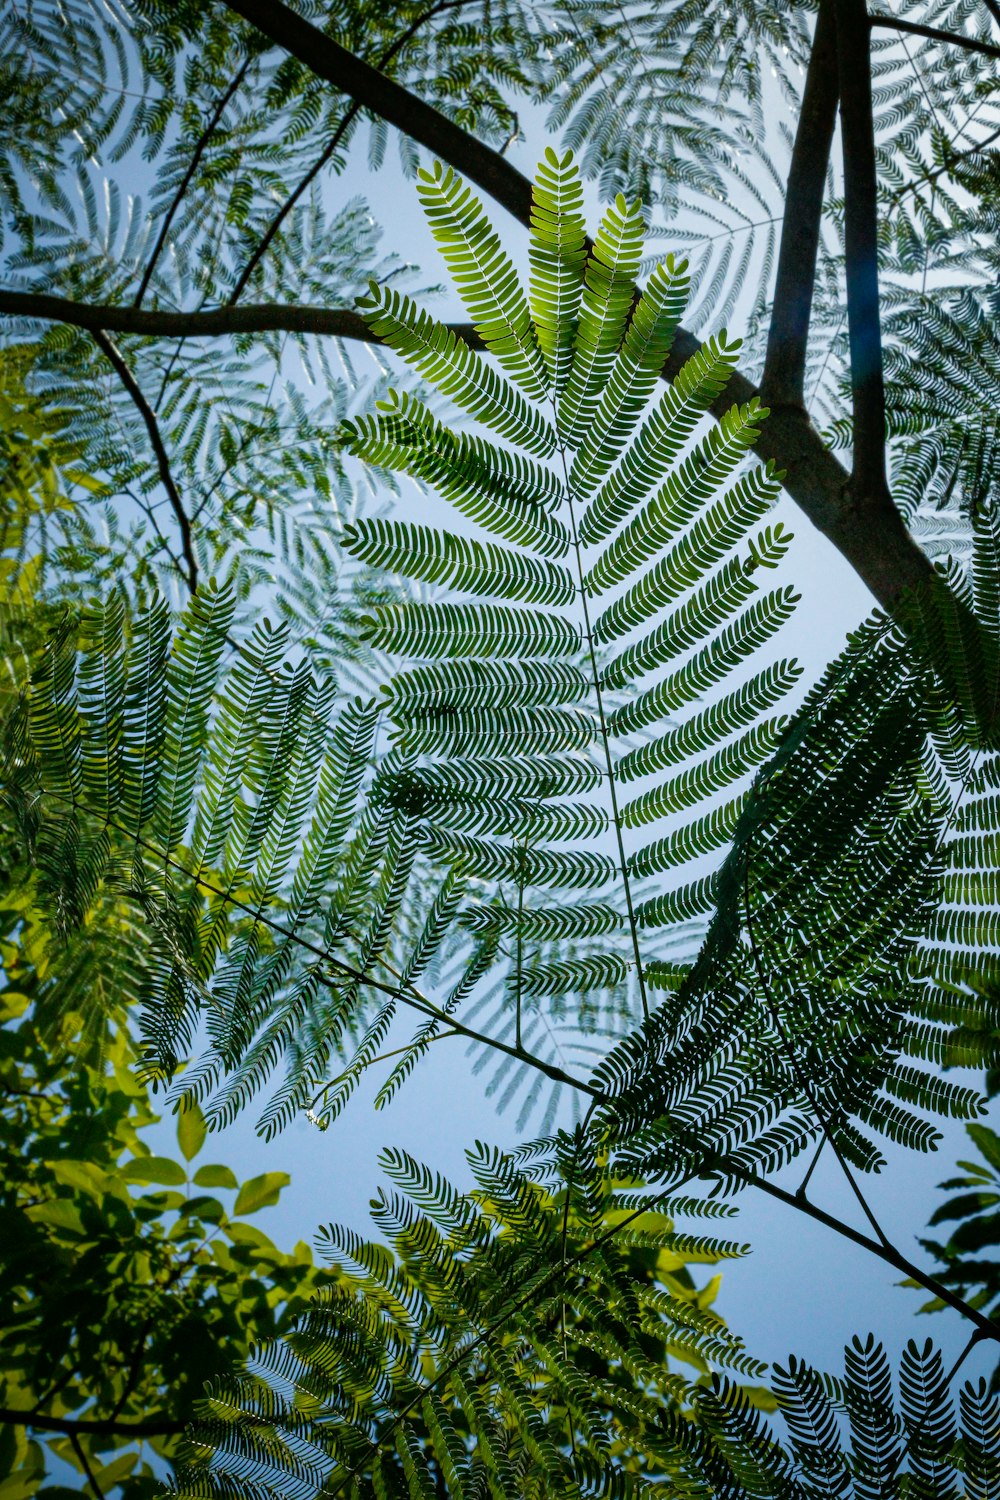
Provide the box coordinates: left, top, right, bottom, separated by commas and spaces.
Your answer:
341, 516, 575, 605
528, 147, 588, 394
356, 283, 556, 457
175, 1139, 769, 1498
418, 161, 549, 400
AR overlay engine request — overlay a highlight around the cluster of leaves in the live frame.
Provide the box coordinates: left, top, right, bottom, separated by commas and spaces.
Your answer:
5, 0, 1000, 1485
0, 907, 334, 1498
154, 150, 1000, 1496
175, 1131, 773, 1497
913, 1124, 1000, 1382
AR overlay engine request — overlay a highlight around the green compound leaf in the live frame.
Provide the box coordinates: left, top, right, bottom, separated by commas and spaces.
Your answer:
570, 254, 691, 499
419, 160, 549, 401
557, 192, 646, 448
529, 148, 588, 394
356, 283, 556, 457
359, 602, 581, 659
578, 334, 742, 547
342, 391, 567, 556
522, 953, 630, 996
342, 517, 574, 606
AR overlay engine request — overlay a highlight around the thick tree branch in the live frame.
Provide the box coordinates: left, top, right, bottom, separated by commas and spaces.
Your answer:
666, 328, 933, 605
217, 0, 936, 616
0, 290, 384, 339
1, 288, 934, 607
228, 0, 467, 304
92, 331, 199, 592
222, 0, 532, 223
0, 1406, 186, 1437
760, 4, 839, 408
869, 13, 1000, 61
135, 60, 251, 307
836, 0, 891, 504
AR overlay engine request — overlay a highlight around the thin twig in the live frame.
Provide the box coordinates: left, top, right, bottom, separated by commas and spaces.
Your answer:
81, 802, 598, 1099
890, 122, 1000, 205
869, 12, 1000, 61
69, 1432, 105, 1499
796, 1136, 825, 1198
91, 331, 199, 592
135, 61, 251, 308
739, 1166, 1000, 1341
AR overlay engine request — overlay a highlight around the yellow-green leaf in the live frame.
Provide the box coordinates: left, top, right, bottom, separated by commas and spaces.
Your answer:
234, 1172, 290, 1216
123, 1156, 186, 1186
193, 1163, 239, 1190
177, 1102, 207, 1162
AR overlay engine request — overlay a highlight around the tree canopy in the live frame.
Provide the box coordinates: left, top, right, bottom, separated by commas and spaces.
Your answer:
3, 0, 1000, 1495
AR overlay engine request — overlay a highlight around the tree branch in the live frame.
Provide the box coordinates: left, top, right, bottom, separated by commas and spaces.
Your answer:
739, 1167, 1000, 1344
228, 0, 467, 304
222, 0, 532, 223
228, 114, 353, 306
1, 287, 934, 608
666, 328, 932, 605
836, 0, 891, 505
91, 331, 199, 592
0, 1406, 186, 1437
760, 3, 839, 408
0, 290, 392, 340
135, 60, 252, 308
219, 0, 936, 614
69, 1432, 106, 1499
869, 13, 1000, 61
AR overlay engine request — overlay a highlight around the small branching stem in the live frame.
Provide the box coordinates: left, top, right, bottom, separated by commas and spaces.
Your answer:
554, 422, 649, 1018
70, 1433, 106, 1498
0, 1408, 185, 1438
743, 865, 892, 1249
77, 802, 594, 1098
869, 12, 1000, 60
135, 60, 251, 307
227, 0, 468, 303
91, 331, 199, 592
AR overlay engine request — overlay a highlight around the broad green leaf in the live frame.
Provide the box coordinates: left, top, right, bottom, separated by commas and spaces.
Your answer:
177, 1102, 207, 1162
123, 1155, 187, 1186
966, 1124, 1000, 1175
193, 1163, 240, 1190
234, 1172, 290, 1216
